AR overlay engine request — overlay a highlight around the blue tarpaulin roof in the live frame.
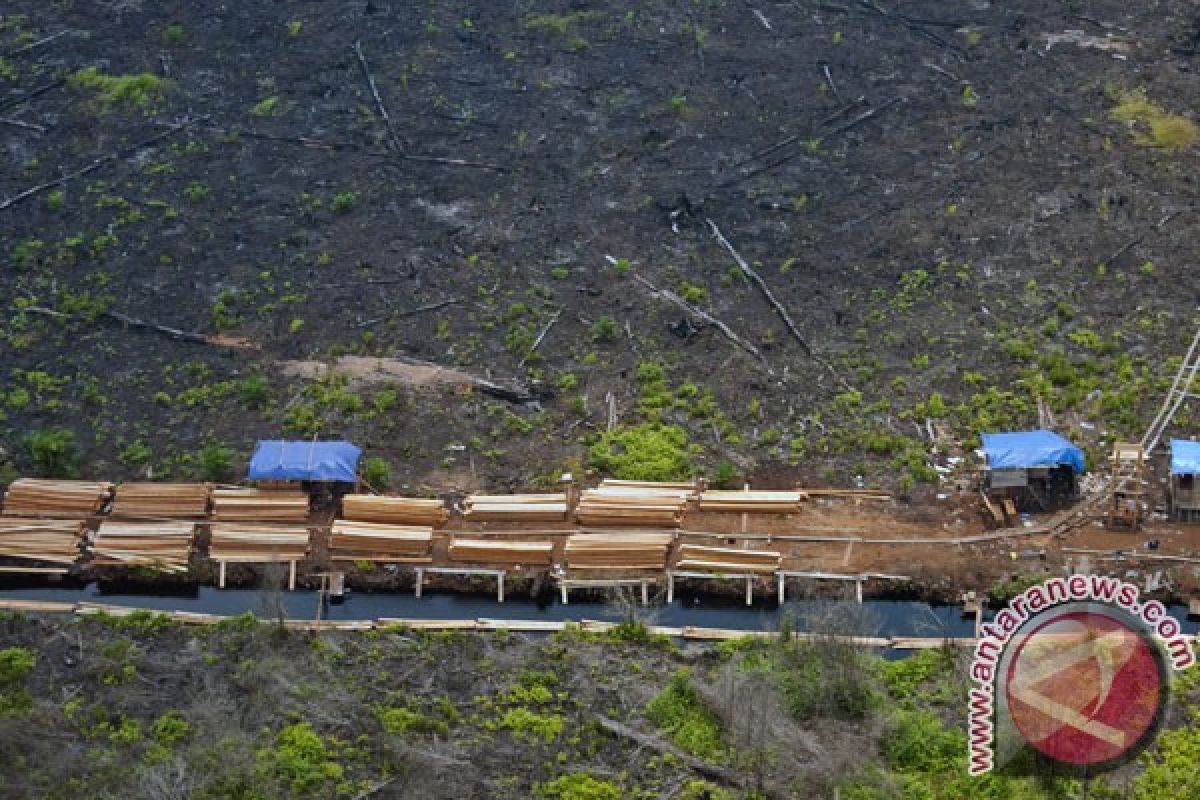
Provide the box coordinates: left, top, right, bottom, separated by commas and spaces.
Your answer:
981, 430, 1086, 474
1171, 439, 1200, 475
248, 440, 362, 482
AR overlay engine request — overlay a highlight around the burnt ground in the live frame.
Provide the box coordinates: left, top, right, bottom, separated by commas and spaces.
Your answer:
2, 1, 1200, 497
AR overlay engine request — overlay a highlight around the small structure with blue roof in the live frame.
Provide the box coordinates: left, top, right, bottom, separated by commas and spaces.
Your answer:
1170, 439, 1200, 521
981, 430, 1085, 512
248, 440, 362, 483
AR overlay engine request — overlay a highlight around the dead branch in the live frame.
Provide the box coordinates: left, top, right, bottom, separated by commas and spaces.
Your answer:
819, 61, 843, 104
0, 116, 196, 212
1103, 210, 1182, 267
0, 79, 65, 114
706, 219, 852, 391
353, 40, 404, 155
353, 42, 505, 172
2, 29, 75, 59
0, 116, 44, 133
518, 308, 562, 368
356, 298, 461, 328
594, 715, 745, 788
21, 305, 258, 350
632, 273, 769, 370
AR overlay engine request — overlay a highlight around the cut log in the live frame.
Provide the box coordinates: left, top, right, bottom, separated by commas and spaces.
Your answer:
463, 493, 568, 522
675, 544, 781, 574
330, 520, 433, 562
211, 488, 309, 522
447, 538, 555, 566
110, 483, 211, 518
341, 495, 448, 526
90, 521, 195, 572
0, 518, 87, 565
1, 479, 113, 518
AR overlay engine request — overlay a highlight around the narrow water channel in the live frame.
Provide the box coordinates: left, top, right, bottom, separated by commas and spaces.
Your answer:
2, 582, 1196, 639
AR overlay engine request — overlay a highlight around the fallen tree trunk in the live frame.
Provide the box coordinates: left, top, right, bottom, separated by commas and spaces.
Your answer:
21, 306, 258, 349
594, 715, 746, 788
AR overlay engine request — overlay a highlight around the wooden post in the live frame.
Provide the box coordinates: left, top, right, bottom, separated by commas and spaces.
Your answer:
218, 560, 226, 589
745, 575, 753, 606
974, 606, 982, 639
561, 581, 569, 605
414, 568, 424, 598
288, 560, 297, 591
497, 571, 505, 603
855, 579, 863, 604
641, 580, 648, 606
315, 574, 326, 627
330, 571, 345, 599
667, 572, 674, 604
778, 573, 786, 605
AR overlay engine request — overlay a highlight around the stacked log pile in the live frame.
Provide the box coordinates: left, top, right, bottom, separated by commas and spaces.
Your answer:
341, 495, 448, 526
675, 544, 781, 574
111, 483, 211, 518
89, 521, 195, 572
1, 479, 113, 518
0, 518, 87, 565
463, 494, 568, 522
447, 537, 555, 566
329, 521, 433, 563
564, 532, 675, 570
208, 524, 312, 564
575, 481, 694, 528
211, 489, 309, 522
697, 490, 804, 514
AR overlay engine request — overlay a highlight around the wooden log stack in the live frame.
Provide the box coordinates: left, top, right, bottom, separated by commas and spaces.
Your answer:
1, 479, 113, 518
675, 544, 782, 574
0, 518, 87, 566
463, 493, 568, 522
447, 537, 555, 566
211, 488, 309, 522
576, 491, 688, 528
697, 490, 804, 514
89, 521, 195, 572
110, 483, 212, 518
564, 532, 675, 570
329, 521, 433, 563
341, 495, 448, 526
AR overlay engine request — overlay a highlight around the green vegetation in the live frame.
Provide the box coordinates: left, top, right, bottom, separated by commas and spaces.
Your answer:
1110, 88, 1198, 150
22, 427, 79, 478
198, 442, 234, 481
645, 669, 728, 762
362, 456, 390, 489
251, 96, 282, 117
68, 68, 168, 110
536, 772, 623, 800
0, 646, 36, 715
588, 422, 695, 481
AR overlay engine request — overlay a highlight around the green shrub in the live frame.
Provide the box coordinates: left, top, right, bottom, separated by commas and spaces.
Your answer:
778, 640, 875, 720
0, 646, 36, 715
238, 374, 269, 409
378, 706, 447, 736
258, 722, 343, 796
711, 461, 740, 489
588, 423, 695, 481
199, 443, 235, 481
68, 68, 168, 110
183, 182, 210, 203
152, 711, 191, 746
490, 707, 563, 744
883, 710, 962, 774
23, 427, 79, 478
590, 316, 618, 342
331, 191, 358, 213
536, 772, 622, 800
251, 96, 281, 117
1110, 88, 1198, 150
361, 457, 390, 489
644, 669, 728, 762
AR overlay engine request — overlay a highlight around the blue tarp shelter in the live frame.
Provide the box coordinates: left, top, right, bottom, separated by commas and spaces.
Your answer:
1171, 439, 1200, 475
248, 440, 362, 482
981, 430, 1086, 474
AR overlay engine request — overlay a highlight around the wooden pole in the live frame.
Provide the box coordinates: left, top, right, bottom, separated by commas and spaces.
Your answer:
415, 568, 424, 598
497, 571, 505, 603
561, 581, 569, 605
667, 572, 675, 604
641, 580, 649, 606
778, 573, 786, 605
745, 576, 753, 606
288, 560, 297, 591
218, 560, 226, 589
855, 579, 863, 604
